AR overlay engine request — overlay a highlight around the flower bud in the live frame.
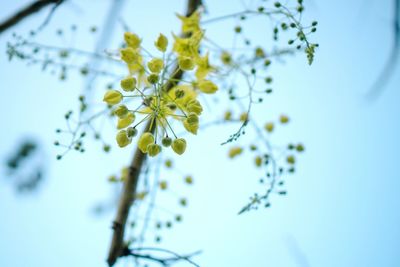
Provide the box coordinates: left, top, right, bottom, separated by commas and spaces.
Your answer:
280, 114, 289, 124
138, 132, 155, 153
147, 58, 164, 73
147, 74, 159, 84
161, 137, 172, 147
117, 112, 135, 129
198, 80, 218, 94
103, 90, 123, 105
159, 180, 168, 190
155, 33, 168, 52
124, 32, 141, 49
127, 127, 137, 137
171, 138, 186, 155
147, 143, 162, 157
114, 105, 129, 118
178, 56, 195, 70
120, 76, 137, 91
255, 156, 262, 167
116, 130, 131, 147
228, 146, 243, 158
264, 122, 274, 132
183, 112, 199, 134
287, 155, 295, 164
186, 99, 203, 115
120, 47, 139, 64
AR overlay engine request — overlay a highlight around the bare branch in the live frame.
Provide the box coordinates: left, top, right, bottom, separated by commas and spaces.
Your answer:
122, 247, 202, 267
0, 0, 64, 35
366, 0, 400, 99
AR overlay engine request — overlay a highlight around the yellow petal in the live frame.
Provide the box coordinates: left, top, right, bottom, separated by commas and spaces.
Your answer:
116, 130, 131, 147
103, 90, 123, 105
155, 33, 168, 52
117, 112, 135, 129
138, 132, 155, 153
171, 138, 186, 155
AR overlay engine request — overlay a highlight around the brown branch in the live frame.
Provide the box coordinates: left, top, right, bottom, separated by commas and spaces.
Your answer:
122, 247, 202, 267
106, 1, 202, 266
0, 0, 63, 35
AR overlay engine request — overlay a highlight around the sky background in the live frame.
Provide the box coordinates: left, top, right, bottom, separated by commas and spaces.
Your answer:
1, 0, 400, 267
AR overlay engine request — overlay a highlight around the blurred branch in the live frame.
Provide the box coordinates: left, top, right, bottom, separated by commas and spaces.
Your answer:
121, 247, 201, 267
0, 0, 65, 35
366, 0, 399, 99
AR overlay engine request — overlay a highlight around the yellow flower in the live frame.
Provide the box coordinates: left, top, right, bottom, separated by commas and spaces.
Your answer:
124, 32, 141, 49
198, 80, 218, 94
171, 138, 186, 155
120, 47, 139, 64
147, 143, 162, 157
176, 11, 201, 34
155, 33, 168, 52
184, 175, 193, 184
178, 56, 195, 71
103, 90, 123, 105
159, 180, 168, 190
186, 99, 203, 115
138, 132, 155, 153
287, 155, 295, 164
173, 31, 203, 57
147, 74, 159, 84
168, 85, 197, 108
228, 146, 243, 158
114, 105, 129, 118
120, 76, 137, 91
220, 51, 232, 65
280, 114, 289, 124
239, 112, 248, 122
135, 191, 148, 200
183, 112, 199, 134
255, 156, 262, 167
116, 130, 131, 147
162, 137, 172, 147
195, 53, 214, 80
117, 112, 135, 129
224, 110, 232, 120
255, 47, 266, 58
147, 58, 164, 73
264, 122, 274, 132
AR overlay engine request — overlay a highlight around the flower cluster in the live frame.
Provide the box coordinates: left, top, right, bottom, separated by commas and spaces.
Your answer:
103, 11, 218, 157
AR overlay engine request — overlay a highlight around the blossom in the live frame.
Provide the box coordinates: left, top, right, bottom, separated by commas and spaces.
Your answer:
124, 32, 141, 49
155, 33, 168, 52
198, 80, 218, 94
171, 138, 186, 155
147, 58, 164, 73
138, 132, 155, 153
176, 11, 201, 34
116, 130, 131, 147
117, 112, 135, 129
103, 90, 123, 105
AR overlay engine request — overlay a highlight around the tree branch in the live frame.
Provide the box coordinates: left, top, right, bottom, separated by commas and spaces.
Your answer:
0, 0, 64, 35
106, 1, 203, 265
121, 247, 202, 267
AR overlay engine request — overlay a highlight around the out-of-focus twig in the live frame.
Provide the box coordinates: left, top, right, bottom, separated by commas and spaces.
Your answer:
0, 0, 65, 35
366, 0, 400, 99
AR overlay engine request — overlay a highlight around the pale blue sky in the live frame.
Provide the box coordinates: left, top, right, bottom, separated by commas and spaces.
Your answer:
0, 0, 399, 267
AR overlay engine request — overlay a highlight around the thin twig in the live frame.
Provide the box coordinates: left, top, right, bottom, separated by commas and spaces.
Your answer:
0, 0, 64, 34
